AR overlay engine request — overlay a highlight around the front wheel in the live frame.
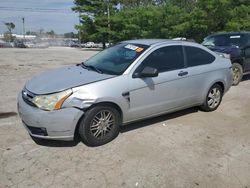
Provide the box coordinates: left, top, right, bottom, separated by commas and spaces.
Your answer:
200, 84, 223, 112
79, 105, 121, 146
232, 63, 243, 86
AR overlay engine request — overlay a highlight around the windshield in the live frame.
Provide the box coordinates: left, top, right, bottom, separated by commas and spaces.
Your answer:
84, 43, 149, 75
202, 34, 245, 48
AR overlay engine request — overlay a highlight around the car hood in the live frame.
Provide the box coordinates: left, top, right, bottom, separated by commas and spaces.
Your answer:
208, 46, 241, 57
25, 65, 115, 95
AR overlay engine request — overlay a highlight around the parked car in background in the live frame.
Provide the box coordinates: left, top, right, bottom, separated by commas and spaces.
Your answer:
203, 32, 250, 85
85, 42, 95, 48
172, 37, 196, 42
105, 42, 112, 48
14, 40, 27, 48
18, 39, 232, 146
69, 42, 81, 48
80, 43, 86, 48
0, 41, 14, 48
94, 43, 103, 48
0, 39, 6, 48
24, 41, 35, 48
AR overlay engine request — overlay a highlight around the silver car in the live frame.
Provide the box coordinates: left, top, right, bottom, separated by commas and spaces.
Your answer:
17, 39, 233, 146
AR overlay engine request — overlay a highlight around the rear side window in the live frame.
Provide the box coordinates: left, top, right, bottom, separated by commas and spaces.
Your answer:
185, 46, 215, 67
139, 45, 184, 73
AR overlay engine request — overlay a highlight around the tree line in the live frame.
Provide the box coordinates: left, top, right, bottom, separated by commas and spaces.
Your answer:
73, 0, 250, 46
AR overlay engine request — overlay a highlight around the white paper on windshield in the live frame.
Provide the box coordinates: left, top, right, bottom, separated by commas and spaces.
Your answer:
230, 35, 241, 38
125, 44, 139, 50
124, 44, 144, 52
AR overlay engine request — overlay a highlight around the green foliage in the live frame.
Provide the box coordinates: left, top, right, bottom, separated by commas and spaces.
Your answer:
3, 32, 15, 42
46, 30, 56, 38
120, 0, 165, 8
73, 0, 250, 44
64, 32, 77, 38
73, 0, 118, 45
26, 31, 38, 36
225, 5, 250, 31
3, 22, 15, 42
4, 22, 15, 33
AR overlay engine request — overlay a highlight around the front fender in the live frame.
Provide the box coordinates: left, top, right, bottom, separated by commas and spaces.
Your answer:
64, 94, 129, 123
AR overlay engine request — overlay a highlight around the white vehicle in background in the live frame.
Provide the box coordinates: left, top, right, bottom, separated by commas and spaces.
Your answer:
94, 43, 103, 48
106, 43, 112, 48
85, 42, 95, 48
24, 41, 35, 48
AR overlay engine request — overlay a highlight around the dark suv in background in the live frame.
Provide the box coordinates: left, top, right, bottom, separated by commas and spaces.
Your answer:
203, 32, 250, 85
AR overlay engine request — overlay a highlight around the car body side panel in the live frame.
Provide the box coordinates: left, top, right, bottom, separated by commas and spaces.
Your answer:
244, 46, 250, 71
185, 58, 232, 103
127, 69, 197, 121
201, 68, 232, 98
244, 34, 250, 71
65, 43, 232, 125
64, 75, 130, 121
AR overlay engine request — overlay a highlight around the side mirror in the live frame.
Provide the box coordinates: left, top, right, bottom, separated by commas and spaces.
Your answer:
133, 66, 159, 78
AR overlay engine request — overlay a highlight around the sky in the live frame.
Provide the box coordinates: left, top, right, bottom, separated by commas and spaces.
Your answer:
0, 0, 78, 34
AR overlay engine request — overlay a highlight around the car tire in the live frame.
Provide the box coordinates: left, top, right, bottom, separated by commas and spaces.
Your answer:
79, 105, 121, 146
200, 84, 223, 112
232, 63, 243, 86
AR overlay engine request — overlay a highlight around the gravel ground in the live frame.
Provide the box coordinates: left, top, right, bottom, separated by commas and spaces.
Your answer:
0, 47, 250, 188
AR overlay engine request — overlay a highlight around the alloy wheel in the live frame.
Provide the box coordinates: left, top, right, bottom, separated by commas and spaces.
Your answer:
207, 88, 221, 109
90, 110, 115, 139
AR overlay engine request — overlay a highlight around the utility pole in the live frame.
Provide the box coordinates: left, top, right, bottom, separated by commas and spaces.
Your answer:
22, 17, 25, 40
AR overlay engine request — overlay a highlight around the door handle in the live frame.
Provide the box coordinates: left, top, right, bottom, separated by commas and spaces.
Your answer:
178, 71, 188, 76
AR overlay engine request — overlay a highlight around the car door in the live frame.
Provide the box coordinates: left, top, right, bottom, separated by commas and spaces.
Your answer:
126, 45, 194, 122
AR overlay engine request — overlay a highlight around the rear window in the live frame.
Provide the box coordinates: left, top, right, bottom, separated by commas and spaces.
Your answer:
185, 46, 215, 67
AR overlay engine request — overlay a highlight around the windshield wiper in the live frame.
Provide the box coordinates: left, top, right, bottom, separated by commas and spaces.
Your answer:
78, 62, 88, 69
79, 62, 103, 74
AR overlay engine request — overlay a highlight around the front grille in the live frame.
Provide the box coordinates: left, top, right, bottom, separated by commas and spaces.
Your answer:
22, 89, 37, 107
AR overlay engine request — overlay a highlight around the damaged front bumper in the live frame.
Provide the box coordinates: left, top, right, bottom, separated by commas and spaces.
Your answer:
17, 93, 84, 141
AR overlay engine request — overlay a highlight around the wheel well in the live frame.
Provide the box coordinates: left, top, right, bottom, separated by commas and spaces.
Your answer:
232, 60, 243, 66
74, 102, 123, 139
215, 82, 225, 93
89, 102, 123, 120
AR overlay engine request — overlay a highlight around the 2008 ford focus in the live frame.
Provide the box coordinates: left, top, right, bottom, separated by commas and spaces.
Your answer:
18, 39, 233, 146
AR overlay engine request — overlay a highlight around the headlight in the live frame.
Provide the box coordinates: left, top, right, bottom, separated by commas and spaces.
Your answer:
32, 89, 72, 111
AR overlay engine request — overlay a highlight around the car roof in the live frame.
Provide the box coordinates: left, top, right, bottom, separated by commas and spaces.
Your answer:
122, 39, 183, 46
122, 39, 197, 46
206, 32, 250, 38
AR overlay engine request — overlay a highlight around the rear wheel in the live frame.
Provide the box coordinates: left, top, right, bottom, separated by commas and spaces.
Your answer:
232, 63, 243, 86
200, 84, 223, 112
79, 105, 121, 146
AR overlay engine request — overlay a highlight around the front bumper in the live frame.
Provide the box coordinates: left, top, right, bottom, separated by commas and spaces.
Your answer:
17, 93, 84, 141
